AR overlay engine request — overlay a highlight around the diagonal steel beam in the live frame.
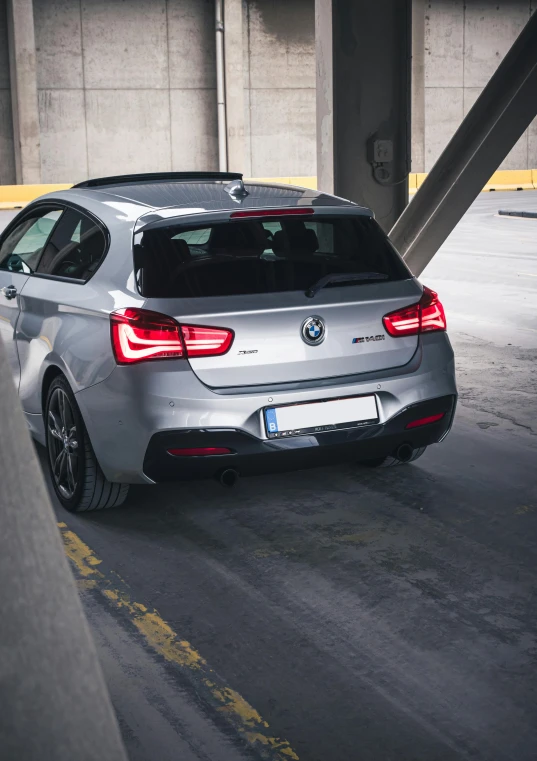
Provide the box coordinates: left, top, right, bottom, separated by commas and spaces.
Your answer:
390, 9, 537, 276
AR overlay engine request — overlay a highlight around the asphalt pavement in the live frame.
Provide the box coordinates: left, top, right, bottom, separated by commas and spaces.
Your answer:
1, 192, 536, 761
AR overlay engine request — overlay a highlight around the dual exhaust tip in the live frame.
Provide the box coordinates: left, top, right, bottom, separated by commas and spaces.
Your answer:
217, 444, 414, 487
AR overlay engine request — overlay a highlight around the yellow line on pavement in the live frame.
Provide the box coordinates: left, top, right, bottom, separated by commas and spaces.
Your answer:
58, 522, 299, 761
57, 522, 104, 577
102, 587, 205, 670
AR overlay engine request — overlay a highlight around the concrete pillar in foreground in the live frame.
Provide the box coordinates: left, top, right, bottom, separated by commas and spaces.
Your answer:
0, 336, 127, 760
411, 0, 425, 173
315, 0, 411, 232
7, 0, 41, 184
224, 0, 246, 173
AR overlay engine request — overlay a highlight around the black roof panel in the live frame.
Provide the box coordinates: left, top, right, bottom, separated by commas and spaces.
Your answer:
64, 173, 363, 215
86, 181, 339, 210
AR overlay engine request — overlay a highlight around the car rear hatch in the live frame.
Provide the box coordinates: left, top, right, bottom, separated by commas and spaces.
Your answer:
135, 209, 421, 388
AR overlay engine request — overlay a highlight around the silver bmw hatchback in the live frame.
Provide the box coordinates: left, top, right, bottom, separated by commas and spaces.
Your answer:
0, 172, 456, 512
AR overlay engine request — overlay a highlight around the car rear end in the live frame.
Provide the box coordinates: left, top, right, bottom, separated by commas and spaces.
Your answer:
77, 202, 457, 485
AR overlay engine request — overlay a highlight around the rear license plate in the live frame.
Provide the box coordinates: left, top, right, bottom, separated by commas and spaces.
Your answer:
264, 395, 378, 439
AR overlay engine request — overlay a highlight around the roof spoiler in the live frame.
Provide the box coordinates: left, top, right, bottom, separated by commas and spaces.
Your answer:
73, 172, 243, 189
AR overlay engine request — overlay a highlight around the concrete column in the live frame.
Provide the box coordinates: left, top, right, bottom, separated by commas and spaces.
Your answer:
316, 0, 411, 232
315, 0, 334, 194
7, 0, 41, 184
224, 0, 246, 173
411, 0, 425, 172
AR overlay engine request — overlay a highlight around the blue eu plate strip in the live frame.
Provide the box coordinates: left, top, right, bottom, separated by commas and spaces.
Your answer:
265, 408, 278, 434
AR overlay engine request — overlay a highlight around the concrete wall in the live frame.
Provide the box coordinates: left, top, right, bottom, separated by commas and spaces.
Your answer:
33, 0, 218, 182
242, 0, 316, 177
424, 0, 537, 171
30, 0, 316, 182
0, 0, 15, 184
1, 0, 536, 183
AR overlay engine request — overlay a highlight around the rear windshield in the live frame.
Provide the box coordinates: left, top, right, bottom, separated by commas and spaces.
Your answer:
134, 215, 410, 299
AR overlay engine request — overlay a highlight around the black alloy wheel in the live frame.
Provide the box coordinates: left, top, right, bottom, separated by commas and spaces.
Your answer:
47, 386, 80, 501
45, 375, 129, 512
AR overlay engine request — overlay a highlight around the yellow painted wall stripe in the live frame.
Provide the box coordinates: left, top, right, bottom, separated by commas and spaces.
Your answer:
247, 176, 318, 190
58, 522, 299, 761
482, 169, 534, 191
2, 169, 537, 209
410, 169, 536, 193
0, 183, 72, 208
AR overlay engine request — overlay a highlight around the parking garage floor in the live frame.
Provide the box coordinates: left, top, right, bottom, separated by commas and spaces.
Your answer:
2, 192, 537, 761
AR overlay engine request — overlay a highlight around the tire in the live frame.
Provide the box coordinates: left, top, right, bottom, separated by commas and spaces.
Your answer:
45, 375, 129, 512
360, 446, 428, 468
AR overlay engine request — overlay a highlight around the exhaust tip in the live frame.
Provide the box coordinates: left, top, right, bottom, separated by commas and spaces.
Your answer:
219, 468, 239, 487
395, 443, 414, 463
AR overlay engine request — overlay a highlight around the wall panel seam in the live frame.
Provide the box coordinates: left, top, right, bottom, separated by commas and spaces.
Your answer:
79, 0, 89, 179
165, 0, 172, 171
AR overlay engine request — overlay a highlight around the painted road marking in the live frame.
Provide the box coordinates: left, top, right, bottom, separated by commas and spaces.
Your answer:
57, 522, 299, 761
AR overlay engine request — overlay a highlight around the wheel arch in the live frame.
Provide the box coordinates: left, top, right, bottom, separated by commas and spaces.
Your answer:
41, 365, 66, 420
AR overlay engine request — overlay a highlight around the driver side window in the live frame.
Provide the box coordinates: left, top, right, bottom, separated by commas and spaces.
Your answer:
0, 209, 63, 274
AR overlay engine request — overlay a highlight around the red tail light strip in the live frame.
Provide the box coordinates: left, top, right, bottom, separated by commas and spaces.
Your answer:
111, 308, 184, 364
230, 208, 314, 219
421, 301, 446, 332
383, 286, 447, 337
110, 308, 234, 365
167, 447, 232, 457
405, 413, 445, 429
181, 324, 234, 357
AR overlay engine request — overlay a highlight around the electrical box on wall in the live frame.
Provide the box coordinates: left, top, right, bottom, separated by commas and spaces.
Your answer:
372, 140, 394, 163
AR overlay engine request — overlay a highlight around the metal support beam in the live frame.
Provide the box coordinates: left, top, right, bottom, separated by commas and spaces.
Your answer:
316, 0, 411, 232
0, 338, 128, 761
390, 9, 537, 276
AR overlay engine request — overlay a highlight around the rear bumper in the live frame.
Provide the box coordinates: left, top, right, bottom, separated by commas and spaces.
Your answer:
144, 395, 456, 482
75, 332, 457, 484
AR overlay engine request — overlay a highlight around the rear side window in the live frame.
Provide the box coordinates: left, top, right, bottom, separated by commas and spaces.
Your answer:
134, 215, 410, 299
37, 208, 107, 281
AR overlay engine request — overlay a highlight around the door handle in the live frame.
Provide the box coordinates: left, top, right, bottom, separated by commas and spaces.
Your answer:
1, 285, 17, 300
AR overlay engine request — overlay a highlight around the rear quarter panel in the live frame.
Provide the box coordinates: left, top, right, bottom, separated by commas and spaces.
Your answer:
17, 278, 116, 413
16, 193, 145, 416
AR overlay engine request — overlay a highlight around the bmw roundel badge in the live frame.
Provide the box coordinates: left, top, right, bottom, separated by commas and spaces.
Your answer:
301, 316, 326, 345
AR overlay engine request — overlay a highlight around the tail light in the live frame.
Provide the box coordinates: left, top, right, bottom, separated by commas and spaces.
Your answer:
181, 324, 234, 357
111, 309, 183, 364
230, 208, 314, 219
110, 308, 233, 364
405, 413, 445, 429
167, 447, 232, 456
383, 286, 446, 337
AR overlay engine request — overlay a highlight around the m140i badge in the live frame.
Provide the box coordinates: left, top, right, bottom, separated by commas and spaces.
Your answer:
353, 335, 385, 344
